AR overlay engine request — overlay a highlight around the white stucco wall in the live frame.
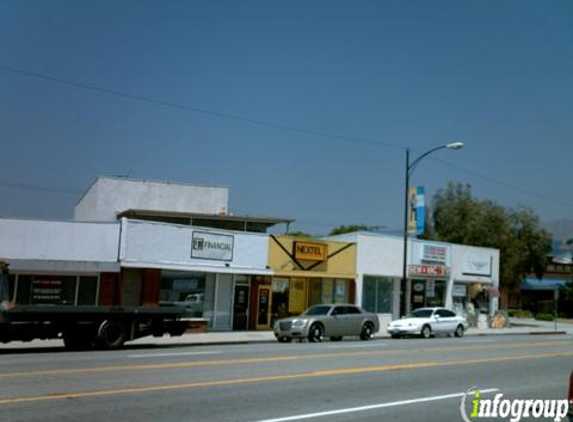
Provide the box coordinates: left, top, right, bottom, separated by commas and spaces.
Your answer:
325, 232, 403, 316
0, 218, 120, 272
75, 177, 229, 222
119, 219, 270, 274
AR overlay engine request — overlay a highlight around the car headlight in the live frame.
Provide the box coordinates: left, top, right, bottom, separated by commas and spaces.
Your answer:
292, 319, 308, 327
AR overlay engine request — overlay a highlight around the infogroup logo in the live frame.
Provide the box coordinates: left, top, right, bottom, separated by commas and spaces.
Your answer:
460, 387, 570, 422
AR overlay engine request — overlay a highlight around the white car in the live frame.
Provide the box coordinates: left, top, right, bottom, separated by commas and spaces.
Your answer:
387, 307, 469, 339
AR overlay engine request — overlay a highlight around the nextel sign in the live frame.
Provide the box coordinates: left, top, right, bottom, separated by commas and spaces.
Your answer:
293, 241, 327, 262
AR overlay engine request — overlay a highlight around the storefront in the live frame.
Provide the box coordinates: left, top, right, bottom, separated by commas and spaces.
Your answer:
119, 218, 271, 331
260, 236, 357, 330
0, 218, 121, 307
450, 244, 500, 324
326, 233, 499, 322
407, 240, 452, 313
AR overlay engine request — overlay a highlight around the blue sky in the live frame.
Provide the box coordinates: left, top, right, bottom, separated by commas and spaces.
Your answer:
1, 0, 572, 235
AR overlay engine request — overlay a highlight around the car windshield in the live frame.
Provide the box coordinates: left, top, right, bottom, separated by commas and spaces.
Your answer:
410, 309, 434, 318
302, 305, 332, 316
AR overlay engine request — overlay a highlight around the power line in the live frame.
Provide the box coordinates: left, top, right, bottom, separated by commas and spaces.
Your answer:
1, 64, 571, 211
0, 64, 403, 151
429, 156, 573, 208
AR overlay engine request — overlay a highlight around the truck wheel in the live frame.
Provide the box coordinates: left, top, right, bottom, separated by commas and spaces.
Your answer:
97, 320, 126, 350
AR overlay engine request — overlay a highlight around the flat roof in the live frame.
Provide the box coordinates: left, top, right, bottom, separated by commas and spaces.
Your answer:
117, 209, 294, 226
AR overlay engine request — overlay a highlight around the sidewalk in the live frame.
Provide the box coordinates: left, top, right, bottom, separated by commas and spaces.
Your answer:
1, 318, 571, 350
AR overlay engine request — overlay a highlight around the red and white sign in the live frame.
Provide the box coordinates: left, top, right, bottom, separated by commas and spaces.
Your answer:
408, 264, 450, 278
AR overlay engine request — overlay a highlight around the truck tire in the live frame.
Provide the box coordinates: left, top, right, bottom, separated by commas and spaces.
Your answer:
97, 320, 126, 350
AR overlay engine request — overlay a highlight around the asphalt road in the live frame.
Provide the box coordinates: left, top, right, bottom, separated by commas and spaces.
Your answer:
1, 334, 571, 422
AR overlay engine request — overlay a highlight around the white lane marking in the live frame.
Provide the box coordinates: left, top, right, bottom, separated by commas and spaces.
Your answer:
127, 351, 222, 358
326, 343, 387, 349
243, 388, 499, 422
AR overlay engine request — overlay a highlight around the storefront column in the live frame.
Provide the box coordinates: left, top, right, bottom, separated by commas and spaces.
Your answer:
444, 273, 454, 310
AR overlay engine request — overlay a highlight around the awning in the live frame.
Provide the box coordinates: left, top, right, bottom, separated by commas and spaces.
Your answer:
6, 259, 120, 273
121, 260, 273, 276
521, 278, 569, 291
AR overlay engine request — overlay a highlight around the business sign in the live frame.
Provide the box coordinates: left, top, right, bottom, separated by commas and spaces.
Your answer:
462, 253, 492, 277
191, 231, 234, 261
422, 244, 447, 263
293, 241, 327, 261
426, 279, 436, 297
408, 264, 450, 278
31, 279, 62, 304
411, 242, 450, 267
452, 284, 468, 297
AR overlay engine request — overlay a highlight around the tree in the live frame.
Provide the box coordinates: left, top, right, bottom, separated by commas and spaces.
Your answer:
428, 182, 552, 295
329, 225, 373, 236
286, 231, 314, 238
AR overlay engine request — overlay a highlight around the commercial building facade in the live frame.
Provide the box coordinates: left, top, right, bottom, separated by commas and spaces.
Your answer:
1, 177, 501, 333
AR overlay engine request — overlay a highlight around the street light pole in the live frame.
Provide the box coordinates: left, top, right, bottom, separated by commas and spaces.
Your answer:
400, 142, 464, 317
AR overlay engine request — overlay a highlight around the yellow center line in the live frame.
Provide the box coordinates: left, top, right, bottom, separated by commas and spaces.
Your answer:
0, 340, 571, 379
0, 351, 571, 405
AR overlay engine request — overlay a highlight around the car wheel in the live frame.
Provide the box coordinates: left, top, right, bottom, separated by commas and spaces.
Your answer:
277, 336, 292, 343
307, 323, 324, 342
360, 322, 374, 341
330, 336, 343, 342
454, 324, 464, 338
391, 334, 401, 339
421, 325, 432, 339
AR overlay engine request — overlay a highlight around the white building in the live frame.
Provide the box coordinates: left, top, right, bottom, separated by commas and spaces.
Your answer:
75, 176, 229, 222
327, 232, 499, 324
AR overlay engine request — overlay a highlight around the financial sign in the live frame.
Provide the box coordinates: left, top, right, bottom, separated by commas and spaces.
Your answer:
191, 231, 234, 261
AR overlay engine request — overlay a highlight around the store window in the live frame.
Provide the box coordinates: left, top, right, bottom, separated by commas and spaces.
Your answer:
425, 280, 446, 307
322, 279, 349, 304
362, 276, 394, 314
77, 276, 98, 305
8, 274, 16, 302
160, 271, 210, 318
15, 275, 77, 305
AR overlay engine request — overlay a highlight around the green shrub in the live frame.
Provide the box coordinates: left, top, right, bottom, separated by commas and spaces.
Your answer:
510, 309, 533, 318
534, 313, 555, 321
537, 300, 554, 314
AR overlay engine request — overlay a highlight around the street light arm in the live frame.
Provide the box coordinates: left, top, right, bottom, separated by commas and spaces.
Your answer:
408, 145, 447, 175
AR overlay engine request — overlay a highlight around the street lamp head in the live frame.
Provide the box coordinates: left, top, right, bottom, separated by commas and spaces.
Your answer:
446, 141, 464, 150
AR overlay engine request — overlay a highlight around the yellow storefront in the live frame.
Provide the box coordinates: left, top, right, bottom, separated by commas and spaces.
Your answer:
250, 236, 357, 330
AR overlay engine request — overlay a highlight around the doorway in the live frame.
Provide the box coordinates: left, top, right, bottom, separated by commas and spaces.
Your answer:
256, 285, 272, 330
232, 284, 250, 330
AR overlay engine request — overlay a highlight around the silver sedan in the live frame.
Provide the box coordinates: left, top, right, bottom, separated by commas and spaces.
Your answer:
273, 304, 380, 343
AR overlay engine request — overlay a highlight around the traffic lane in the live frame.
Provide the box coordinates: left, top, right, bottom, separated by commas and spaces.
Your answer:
0, 334, 571, 375
0, 339, 571, 405
0, 353, 569, 422
1, 337, 570, 379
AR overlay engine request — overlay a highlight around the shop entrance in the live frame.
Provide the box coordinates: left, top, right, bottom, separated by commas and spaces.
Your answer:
232, 285, 249, 330
411, 279, 446, 310
255, 285, 272, 330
